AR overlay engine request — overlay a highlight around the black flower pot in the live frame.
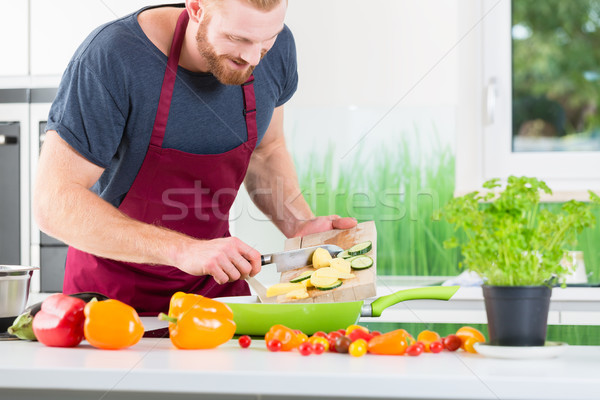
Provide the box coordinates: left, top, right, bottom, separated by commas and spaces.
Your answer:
482, 285, 552, 346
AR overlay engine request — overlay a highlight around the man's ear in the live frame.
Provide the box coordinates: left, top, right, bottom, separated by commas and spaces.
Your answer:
185, 0, 205, 23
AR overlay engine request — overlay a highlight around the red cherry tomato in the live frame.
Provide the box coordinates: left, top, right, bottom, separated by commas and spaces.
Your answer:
298, 342, 313, 356
267, 339, 282, 352
443, 334, 462, 352
328, 331, 343, 341
312, 331, 328, 338
429, 341, 443, 354
238, 335, 251, 348
313, 342, 325, 355
415, 341, 425, 351
370, 331, 382, 337
406, 344, 423, 356
337, 329, 346, 335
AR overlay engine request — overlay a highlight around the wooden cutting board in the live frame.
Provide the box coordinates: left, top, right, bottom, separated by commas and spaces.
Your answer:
277, 221, 377, 303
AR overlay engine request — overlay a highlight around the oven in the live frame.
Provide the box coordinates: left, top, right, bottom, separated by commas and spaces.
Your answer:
0, 86, 66, 293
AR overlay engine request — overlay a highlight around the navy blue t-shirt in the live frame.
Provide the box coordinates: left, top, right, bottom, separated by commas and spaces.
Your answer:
46, 4, 298, 208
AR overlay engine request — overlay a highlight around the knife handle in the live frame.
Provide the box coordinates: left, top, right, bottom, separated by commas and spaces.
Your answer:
261, 254, 272, 265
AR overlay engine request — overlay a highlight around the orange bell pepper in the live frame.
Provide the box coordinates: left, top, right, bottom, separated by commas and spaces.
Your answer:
84, 299, 144, 350
264, 324, 302, 351
367, 329, 410, 355
159, 292, 236, 349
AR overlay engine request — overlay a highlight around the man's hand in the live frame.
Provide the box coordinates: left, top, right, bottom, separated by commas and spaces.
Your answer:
292, 215, 358, 238
175, 237, 262, 284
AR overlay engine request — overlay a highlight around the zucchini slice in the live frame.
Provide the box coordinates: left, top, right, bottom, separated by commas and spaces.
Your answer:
315, 279, 343, 291
350, 255, 374, 270
336, 250, 352, 259
347, 241, 372, 256
289, 271, 313, 283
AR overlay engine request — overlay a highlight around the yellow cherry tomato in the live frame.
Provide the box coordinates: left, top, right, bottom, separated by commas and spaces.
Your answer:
349, 338, 368, 357
309, 336, 330, 352
296, 332, 309, 344
346, 324, 369, 336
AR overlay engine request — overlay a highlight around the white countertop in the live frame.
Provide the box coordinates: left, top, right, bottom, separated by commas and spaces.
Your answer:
0, 338, 599, 400
26, 276, 600, 326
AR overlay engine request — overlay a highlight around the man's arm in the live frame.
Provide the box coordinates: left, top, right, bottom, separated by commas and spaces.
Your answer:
244, 106, 356, 238
34, 131, 260, 283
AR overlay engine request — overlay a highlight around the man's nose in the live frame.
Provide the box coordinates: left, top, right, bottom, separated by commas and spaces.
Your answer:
241, 43, 263, 67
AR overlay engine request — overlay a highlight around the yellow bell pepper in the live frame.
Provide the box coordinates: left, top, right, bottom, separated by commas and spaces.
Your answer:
159, 292, 236, 349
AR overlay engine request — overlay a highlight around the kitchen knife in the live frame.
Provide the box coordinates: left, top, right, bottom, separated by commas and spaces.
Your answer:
261, 244, 344, 272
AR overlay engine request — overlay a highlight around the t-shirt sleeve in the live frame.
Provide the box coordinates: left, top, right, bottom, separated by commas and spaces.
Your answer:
46, 60, 126, 169
275, 27, 298, 107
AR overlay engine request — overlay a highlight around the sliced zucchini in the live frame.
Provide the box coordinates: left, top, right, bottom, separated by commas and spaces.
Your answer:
350, 255, 374, 270
289, 271, 313, 283
315, 279, 343, 291
336, 250, 352, 259
347, 241, 372, 256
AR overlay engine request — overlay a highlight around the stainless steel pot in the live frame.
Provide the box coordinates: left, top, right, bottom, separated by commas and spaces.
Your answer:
0, 265, 39, 331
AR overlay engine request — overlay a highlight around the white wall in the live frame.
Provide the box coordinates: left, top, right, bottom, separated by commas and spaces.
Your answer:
232, 0, 468, 254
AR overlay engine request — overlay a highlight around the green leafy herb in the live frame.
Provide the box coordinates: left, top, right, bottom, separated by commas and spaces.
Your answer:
443, 176, 600, 286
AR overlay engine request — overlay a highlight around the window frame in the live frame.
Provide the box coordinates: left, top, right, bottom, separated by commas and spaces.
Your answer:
477, 0, 600, 199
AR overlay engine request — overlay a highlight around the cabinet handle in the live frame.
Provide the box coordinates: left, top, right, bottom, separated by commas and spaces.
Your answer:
0, 135, 18, 146
486, 78, 497, 125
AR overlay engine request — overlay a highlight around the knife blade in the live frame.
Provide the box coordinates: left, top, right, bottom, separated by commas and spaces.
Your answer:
261, 244, 344, 272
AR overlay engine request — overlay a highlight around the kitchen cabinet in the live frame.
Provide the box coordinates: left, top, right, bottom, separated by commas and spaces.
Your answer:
0, 2, 28, 76
0, 338, 598, 399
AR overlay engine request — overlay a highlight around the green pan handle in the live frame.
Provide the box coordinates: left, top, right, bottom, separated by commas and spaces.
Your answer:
370, 286, 460, 318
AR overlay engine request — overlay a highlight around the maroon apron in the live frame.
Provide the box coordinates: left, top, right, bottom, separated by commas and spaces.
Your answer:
63, 10, 255, 314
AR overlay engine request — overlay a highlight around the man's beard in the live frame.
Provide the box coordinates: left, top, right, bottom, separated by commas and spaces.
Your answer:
196, 20, 257, 85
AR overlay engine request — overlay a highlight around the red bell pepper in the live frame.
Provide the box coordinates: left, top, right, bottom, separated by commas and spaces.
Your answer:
32, 293, 86, 347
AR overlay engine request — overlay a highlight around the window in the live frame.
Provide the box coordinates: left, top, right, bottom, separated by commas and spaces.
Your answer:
481, 0, 600, 197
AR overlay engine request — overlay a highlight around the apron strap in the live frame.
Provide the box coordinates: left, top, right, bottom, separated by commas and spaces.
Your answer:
150, 10, 189, 147
242, 75, 258, 143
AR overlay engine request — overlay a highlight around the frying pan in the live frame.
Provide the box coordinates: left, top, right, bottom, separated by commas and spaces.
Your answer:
215, 286, 459, 336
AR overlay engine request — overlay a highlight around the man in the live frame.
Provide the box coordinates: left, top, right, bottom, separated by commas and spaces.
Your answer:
33, 0, 356, 314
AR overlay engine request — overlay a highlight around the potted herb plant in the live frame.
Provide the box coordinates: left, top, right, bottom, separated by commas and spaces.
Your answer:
443, 176, 599, 346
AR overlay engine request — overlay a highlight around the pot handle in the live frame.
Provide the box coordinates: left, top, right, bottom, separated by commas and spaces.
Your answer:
369, 286, 459, 317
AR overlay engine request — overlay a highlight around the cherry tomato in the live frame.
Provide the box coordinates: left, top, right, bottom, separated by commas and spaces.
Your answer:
335, 335, 352, 353
293, 329, 303, 335
296, 332, 309, 344
313, 342, 325, 355
327, 331, 343, 342
309, 336, 330, 352
370, 331, 382, 337
415, 341, 425, 351
349, 338, 367, 357
337, 329, 346, 335
406, 344, 423, 356
238, 335, 251, 348
417, 330, 442, 352
346, 324, 369, 336
267, 339, 282, 352
443, 334, 462, 352
348, 329, 373, 343
298, 342, 313, 356
429, 341, 444, 354
312, 331, 328, 339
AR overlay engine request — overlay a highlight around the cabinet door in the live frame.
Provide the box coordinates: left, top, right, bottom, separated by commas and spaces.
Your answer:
0, 122, 20, 265
30, 0, 181, 76
0, 2, 29, 76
